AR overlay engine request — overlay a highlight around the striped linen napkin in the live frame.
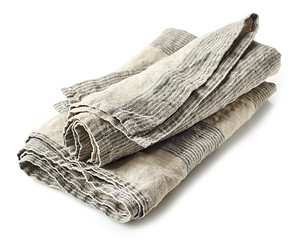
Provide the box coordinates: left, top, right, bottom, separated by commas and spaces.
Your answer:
18, 13, 280, 222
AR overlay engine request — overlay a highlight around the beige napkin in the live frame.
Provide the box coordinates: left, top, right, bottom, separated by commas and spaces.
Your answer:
18, 13, 280, 222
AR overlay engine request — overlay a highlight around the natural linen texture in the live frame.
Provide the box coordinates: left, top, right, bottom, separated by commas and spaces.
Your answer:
18, 14, 280, 223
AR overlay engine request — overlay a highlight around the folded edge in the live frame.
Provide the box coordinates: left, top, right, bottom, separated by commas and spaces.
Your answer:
63, 14, 263, 165
54, 28, 196, 113
18, 81, 276, 223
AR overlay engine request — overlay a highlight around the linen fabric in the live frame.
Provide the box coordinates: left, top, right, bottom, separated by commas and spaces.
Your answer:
18, 13, 280, 223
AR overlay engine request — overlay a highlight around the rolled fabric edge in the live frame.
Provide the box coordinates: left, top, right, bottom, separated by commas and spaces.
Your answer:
18, 81, 276, 222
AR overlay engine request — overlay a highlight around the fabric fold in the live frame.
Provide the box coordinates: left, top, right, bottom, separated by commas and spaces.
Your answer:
18, 13, 281, 223
63, 14, 280, 166
19, 81, 276, 222
54, 28, 196, 112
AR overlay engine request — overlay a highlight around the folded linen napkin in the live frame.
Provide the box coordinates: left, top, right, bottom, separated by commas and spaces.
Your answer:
18, 13, 280, 223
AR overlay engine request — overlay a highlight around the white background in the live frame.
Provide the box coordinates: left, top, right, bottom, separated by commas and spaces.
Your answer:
1, 0, 293, 239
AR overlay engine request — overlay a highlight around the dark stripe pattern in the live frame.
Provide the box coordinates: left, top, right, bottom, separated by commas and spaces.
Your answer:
152, 122, 225, 172
149, 41, 280, 140
64, 15, 280, 166
151, 28, 196, 55
243, 81, 277, 108
107, 19, 253, 139
18, 132, 149, 223
54, 29, 197, 113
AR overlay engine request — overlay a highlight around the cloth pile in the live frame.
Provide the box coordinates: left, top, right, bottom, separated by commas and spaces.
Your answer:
18, 13, 280, 222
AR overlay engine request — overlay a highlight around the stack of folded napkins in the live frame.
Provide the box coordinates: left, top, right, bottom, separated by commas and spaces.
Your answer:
18, 13, 280, 222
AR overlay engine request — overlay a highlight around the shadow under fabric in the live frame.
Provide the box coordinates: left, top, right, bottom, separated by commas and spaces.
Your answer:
18, 13, 281, 223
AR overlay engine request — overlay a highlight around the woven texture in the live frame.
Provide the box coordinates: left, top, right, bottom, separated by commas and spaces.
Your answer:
18, 13, 280, 223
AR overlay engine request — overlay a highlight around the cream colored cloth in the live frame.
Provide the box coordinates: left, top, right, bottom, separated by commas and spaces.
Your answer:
18, 13, 280, 223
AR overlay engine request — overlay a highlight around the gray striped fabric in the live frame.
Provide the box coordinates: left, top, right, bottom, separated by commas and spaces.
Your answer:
19, 132, 149, 222
63, 14, 280, 166
151, 28, 196, 55
54, 28, 196, 113
18, 13, 280, 223
152, 121, 225, 172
